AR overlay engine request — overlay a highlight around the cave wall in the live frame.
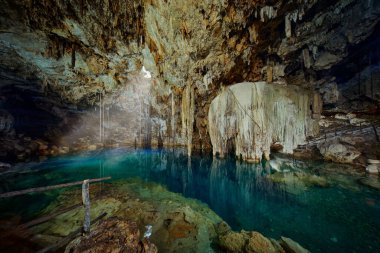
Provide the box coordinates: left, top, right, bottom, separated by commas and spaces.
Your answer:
0, 0, 379, 162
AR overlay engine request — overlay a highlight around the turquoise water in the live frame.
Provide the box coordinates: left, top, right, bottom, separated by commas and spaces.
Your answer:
0, 148, 380, 252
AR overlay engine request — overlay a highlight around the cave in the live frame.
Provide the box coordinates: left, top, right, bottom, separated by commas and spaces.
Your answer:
0, 1, 380, 252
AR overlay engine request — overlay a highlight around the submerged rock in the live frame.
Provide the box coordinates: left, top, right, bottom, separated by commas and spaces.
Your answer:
219, 231, 250, 252
218, 230, 302, 253
357, 176, 380, 191
246, 232, 278, 253
267, 171, 329, 195
279, 237, 310, 253
208, 82, 319, 162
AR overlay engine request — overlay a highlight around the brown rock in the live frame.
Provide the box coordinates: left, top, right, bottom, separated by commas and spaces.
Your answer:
65, 217, 157, 253
246, 232, 277, 253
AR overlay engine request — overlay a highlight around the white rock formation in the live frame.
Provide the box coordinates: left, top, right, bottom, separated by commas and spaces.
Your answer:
208, 82, 319, 161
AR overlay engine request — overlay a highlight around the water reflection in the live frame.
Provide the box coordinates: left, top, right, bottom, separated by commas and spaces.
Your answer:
102, 149, 299, 231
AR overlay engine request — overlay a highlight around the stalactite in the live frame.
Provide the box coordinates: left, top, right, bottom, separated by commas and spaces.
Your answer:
303, 48, 311, 69
260, 6, 277, 22
171, 91, 176, 145
358, 64, 361, 95
99, 93, 102, 143
208, 82, 319, 162
80, 0, 85, 16
101, 94, 103, 143
71, 45, 76, 69
181, 83, 195, 156
370, 51, 374, 98
285, 14, 292, 38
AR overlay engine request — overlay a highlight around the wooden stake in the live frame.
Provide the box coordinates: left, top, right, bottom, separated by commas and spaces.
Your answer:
20, 203, 82, 229
0, 177, 111, 198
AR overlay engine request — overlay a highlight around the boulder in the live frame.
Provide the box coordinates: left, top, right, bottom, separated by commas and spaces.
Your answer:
318, 140, 361, 163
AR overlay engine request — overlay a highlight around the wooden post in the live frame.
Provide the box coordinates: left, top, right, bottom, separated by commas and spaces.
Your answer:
82, 179, 91, 235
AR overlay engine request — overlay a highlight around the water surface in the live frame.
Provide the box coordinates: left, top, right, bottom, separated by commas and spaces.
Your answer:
0, 148, 379, 253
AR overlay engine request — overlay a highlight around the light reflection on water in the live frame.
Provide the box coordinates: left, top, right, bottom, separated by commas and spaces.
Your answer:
0, 148, 379, 253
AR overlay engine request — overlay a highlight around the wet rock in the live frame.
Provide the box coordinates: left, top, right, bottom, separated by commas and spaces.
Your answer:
65, 217, 157, 253
279, 237, 310, 253
318, 140, 361, 164
349, 117, 370, 127
366, 159, 380, 174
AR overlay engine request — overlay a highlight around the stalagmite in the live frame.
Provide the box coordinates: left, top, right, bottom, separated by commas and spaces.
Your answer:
208, 82, 319, 162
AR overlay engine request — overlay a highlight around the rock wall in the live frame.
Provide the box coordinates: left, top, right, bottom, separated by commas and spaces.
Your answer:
208, 82, 319, 161
0, 0, 379, 162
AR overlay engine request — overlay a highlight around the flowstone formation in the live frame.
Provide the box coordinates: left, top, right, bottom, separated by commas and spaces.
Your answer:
208, 82, 320, 161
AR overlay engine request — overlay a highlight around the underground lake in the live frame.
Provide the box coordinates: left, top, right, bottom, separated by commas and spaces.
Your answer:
0, 148, 379, 253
